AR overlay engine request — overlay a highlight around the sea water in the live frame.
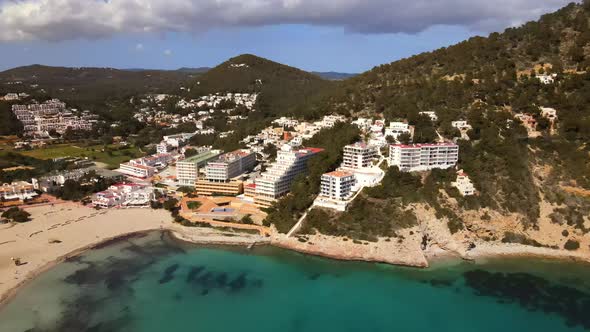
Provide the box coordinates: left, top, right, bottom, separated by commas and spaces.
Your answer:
1, 231, 590, 332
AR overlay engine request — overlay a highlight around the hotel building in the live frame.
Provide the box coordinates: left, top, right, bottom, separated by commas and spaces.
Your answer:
342, 142, 378, 169
389, 143, 459, 172
320, 171, 356, 201
195, 150, 256, 196
176, 150, 222, 186
254, 145, 323, 207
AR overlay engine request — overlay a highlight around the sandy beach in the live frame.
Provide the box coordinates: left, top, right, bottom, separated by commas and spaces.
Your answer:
0, 204, 173, 305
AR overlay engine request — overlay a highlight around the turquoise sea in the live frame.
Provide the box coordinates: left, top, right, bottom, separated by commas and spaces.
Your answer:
1, 231, 590, 332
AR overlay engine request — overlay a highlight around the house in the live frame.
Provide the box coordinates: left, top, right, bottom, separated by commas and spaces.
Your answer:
451, 121, 472, 130
536, 73, 557, 85
540, 107, 558, 121
384, 121, 411, 140
419, 111, 438, 122
452, 170, 476, 196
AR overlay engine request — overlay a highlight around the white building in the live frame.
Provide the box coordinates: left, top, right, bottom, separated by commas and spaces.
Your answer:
536, 73, 557, 84
205, 150, 256, 182
162, 132, 196, 148
92, 183, 154, 208
540, 107, 558, 121
389, 143, 459, 172
176, 150, 222, 186
117, 163, 157, 179
342, 142, 378, 169
32, 170, 88, 192
320, 171, 356, 201
254, 145, 323, 207
384, 122, 411, 140
451, 121, 472, 130
419, 111, 438, 122
0, 182, 37, 201
452, 170, 475, 196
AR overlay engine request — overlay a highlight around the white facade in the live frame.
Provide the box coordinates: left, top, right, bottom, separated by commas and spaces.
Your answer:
320, 171, 356, 201
205, 150, 256, 182
92, 183, 154, 208
254, 145, 323, 206
419, 111, 438, 122
342, 142, 378, 169
540, 107, 558, 121
537, 74, 557, 84
0, 182, 37, 201
117, 163, 156, 178
389, 143, 459, 172
451, 121, 472, 130
384, 122, 411, 140
176, 150, 221, 186
452, 170, 475, 196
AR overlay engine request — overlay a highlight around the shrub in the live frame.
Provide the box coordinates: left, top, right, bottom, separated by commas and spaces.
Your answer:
564, 239, 580, 251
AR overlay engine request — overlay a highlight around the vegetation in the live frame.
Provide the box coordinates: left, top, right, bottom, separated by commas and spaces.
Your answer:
564, 239, 580, 251
1, 207, 31, 223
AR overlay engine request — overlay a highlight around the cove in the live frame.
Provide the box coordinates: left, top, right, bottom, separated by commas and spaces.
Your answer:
1, 231, 590, 332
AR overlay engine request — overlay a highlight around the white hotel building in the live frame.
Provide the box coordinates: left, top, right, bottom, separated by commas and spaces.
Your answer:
342, 142, 378, 169
254, 145, 323, 207
389, 143, 459, 172
320, 171, 356, 201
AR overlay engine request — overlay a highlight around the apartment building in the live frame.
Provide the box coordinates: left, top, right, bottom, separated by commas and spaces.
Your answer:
452, 170, 476, 196
254, 145, 323, 207
389, 143, 459, 172
342, 142, 378, 169
320, 171, 356, 201
0, 181, 37, 201
176, 150, 222, 186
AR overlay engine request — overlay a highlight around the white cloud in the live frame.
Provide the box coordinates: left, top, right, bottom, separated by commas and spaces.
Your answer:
163, 49, 172, 56
0, 0, 576, 42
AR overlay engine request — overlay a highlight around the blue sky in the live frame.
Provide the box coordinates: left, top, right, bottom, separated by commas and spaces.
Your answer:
0, 0, 575, 72
0, 25, 475, 73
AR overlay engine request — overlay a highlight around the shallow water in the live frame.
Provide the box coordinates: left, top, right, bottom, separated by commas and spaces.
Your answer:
2, 231, 590, 332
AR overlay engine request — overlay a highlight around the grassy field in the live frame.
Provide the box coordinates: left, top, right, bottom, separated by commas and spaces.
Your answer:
18, 144, 143, 169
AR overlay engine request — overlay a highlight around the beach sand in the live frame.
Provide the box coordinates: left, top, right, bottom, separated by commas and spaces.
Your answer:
0, 204, 172, 305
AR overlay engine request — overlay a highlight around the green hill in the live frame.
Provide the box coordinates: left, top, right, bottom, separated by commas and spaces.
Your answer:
0, 65, 194, 105
271, 1, 590, 241
187, 54, 334, 117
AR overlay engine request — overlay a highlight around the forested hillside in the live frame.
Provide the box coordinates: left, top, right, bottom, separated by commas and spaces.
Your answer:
186, 54, 335, 118
0, 65, 194, 105
297, 1, 590, 243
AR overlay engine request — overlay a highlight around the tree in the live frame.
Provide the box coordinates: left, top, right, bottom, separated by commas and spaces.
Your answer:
163, 198, 179, 211
1, 207, 31, 223
241, 214, 254, 224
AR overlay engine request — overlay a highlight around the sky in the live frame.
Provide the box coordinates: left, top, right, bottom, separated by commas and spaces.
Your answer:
0, 0, 578, 73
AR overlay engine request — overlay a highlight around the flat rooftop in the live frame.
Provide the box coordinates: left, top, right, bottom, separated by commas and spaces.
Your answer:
179, 150, 221, 164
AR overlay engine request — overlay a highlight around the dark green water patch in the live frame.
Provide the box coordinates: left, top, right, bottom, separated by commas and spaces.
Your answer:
464, 269, 590, 329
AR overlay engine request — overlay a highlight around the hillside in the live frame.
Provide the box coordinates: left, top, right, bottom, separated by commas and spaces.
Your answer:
0, 65, 194, 105
283, 1, 590, 253
187, 54, 335, 117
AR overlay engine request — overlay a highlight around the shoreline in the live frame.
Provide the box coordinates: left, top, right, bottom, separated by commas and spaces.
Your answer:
2, 205, 590, 308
